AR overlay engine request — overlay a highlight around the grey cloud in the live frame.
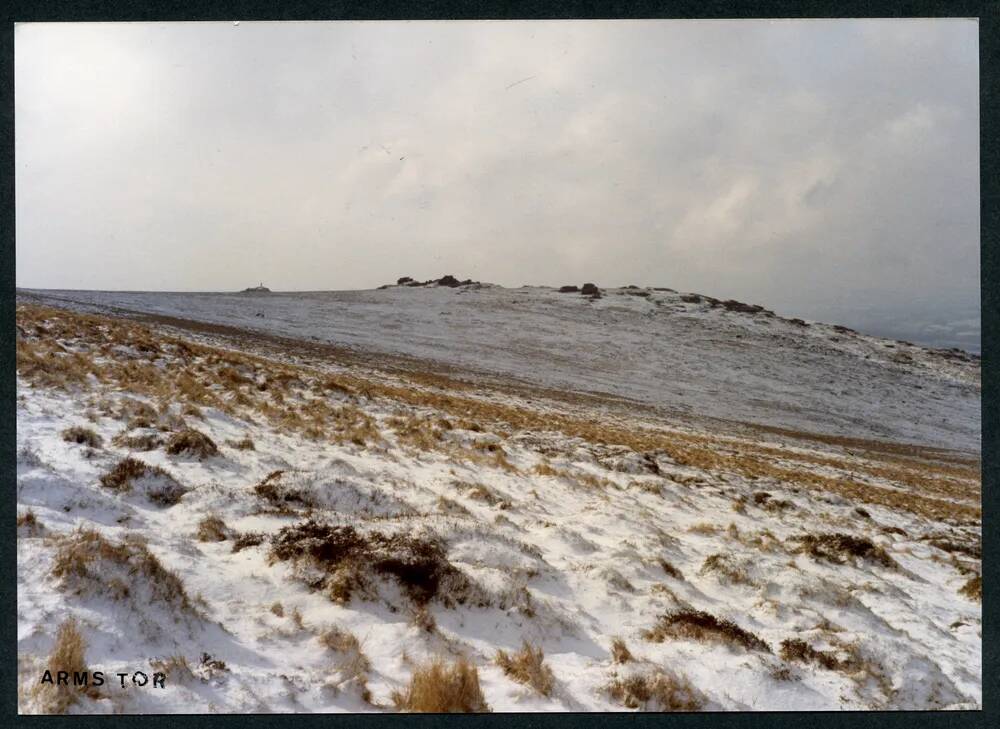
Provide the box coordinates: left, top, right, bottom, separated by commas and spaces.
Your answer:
15, 19, 979, 348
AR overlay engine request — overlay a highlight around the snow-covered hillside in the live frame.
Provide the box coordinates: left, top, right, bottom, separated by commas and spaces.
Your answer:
15, 291, 981, 713
18, 284, 980, 452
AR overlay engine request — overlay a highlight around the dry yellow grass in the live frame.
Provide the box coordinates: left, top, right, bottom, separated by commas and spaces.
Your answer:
532, 461, 560, 477
388, 414, 446, 451
495, 641, 555, 696
319, 625, 371, 701
392, 657, 489, 713
51, 528, 196, 614
607, 670, 704, 711
228, 435, 256, 451
610, 637, 633, 664
29, 618, 97, 714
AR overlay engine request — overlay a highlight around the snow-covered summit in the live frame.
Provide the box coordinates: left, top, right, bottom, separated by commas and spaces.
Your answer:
18, 284, 981, 452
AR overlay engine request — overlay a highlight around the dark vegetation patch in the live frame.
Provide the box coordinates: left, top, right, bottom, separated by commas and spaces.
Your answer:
643, 610, 770, 652
959, 574, 981, 601
389, 274, 483, 289
61, 426, 103, 448
165, 429, 218, 459
196, 516, 228, 542
764, 498, 794, 513
699, 553, 752, 585
267, 520, 480, 607
17, 509, 45, 537
199, 653, 229, 677
252, 470, 313, 510
126, 416, 156, 430
751, 491, 794, 512
112, 432, 163, 451
455, 481, 511, 510
231, 532, 267, 553
606, 671, 704, 711
790, 533, 897, 569
610, 637, 633, 664
779, 638, 862, 673
659, 559, 683, 580
925, 537, 981, 560
99, 457, 186, 506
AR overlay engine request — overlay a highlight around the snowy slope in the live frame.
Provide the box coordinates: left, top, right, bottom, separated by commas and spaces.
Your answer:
18, 286, 981, 452
15, 295, 981, 713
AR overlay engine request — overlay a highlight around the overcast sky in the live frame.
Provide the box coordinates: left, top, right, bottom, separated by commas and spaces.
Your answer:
15, 20, 979, 345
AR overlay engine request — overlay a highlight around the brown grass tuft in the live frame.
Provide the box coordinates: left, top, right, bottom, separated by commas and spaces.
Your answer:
607, 670, 704, 711
228, 435, 256, 451
52, 529, 195, 614
196, 516, 228, 542
926, 537, 981, 560
112, 432, 163, 451
149, 655, 196, 685
98, 457, 148, 491
388, 414, 446, 451
495, 641, 555, 696
779, 638, 863, 673
456, 481, 511, 509
18, 509, 44, 536
699, 553, 752, 585
62, 426, 103, 448
392, 657, 490, 713
959, 574, 981, 601
231, 532, 267, 553
659, 559, 684, 580
165, 428, 218, 459
610, 637, 633, 664
268, 520, 480, 607
643, 610, 770, 652
532, 462, 560, 477
319, 625, 371, 701
410, 604, 437, 633
253, 470, 312, 509
98, 457, 186, 505
791, 533, 897, 569
31, 618, 96, 713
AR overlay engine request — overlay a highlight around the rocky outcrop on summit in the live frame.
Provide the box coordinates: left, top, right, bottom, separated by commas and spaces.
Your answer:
382, 275, 488, 289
